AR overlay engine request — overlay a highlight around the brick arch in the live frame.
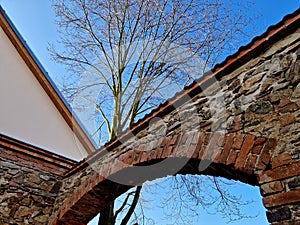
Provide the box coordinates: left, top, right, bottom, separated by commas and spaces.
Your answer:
49, 11, 300, 225
107, 132, 273, 186
52, 132, 277, 225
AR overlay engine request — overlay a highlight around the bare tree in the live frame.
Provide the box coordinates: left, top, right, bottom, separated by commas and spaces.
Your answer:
50, 0, 255, 224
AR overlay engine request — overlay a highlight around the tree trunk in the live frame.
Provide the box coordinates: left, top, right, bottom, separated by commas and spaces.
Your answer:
98, 202, 115, 225
120, 186, 142, 225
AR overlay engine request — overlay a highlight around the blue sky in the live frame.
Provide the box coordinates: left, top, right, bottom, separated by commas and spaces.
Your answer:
0, 0, 299, 224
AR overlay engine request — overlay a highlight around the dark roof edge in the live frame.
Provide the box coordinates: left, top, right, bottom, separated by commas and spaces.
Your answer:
0, 6, 97, 153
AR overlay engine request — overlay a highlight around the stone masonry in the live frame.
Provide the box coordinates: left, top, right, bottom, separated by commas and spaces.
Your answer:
1, 9, 300, 225
50, 23, 300, 224
0, 134, 76, 225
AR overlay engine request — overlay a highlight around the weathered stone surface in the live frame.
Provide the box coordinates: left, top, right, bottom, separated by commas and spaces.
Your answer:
267, 207, 292, 223
285, 61, 300, 84
249, 101, 273, 114
280, 114, 296, 127
292, 83, 300, 99
288, 176, 300, 189
34, 215, 49, 223
14, 206, 31, 218
0, 156, 62, 225
260, 181, 284, 196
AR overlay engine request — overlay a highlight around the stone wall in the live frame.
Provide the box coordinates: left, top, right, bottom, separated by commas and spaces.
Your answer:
0, 134, 76, 225
0, 15, 299, 225
50, 27, 300, 225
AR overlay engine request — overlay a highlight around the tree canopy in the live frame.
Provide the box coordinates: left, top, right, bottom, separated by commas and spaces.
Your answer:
50, 0, 256, 224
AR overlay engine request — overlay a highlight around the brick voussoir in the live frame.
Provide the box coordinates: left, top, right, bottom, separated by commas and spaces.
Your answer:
263, 189, 300, 208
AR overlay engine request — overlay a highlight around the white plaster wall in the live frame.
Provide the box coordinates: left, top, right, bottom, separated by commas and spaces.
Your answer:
0, 27, 88, 161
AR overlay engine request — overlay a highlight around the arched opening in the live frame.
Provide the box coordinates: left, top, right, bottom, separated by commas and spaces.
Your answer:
54, 133, 280, 225
71, 149, 264, 224
53, 127, 300, 225
87, 174, 268, 225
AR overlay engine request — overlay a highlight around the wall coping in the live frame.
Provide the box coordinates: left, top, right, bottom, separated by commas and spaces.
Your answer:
0, 133, 77, 175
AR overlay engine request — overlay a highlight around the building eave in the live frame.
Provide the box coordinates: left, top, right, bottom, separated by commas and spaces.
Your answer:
0, 6, 96, 155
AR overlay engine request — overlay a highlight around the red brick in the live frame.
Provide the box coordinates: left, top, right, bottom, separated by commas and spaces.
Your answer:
252, 145, 263, 154
280, 114, 296, 127
263, 189, 300, 208
226, 150, 238, 166
254, 137, 267, 146
231, 121, 242, 132
205, 133, 223, 160
244, 154, 257, 173
278, 98, 292, 107
67, 220, 88, 225
166, 135, 176, 146
162, 145, 174, 158
235, 134, 255, 170
198, 145, 206, 160
139, 151, 149, 162
256, 158, 267, 170
173, 135, 192, 157
233, 115, 243, 122
204, 132, 212, 145
272, 153, 293, 168
138, 151, 147, 163
190, 133, 203, 158
133, 150, 143, 163
173, 144, 188, 157
123, 151, 134, 165
212, 148, 223, 163
178, 133, 189, 146
219, 133, 235, 164
159, 137, 169, 148
232, 134, 244, 149
118, 154, 127, 164
190, 132, 201, 145
218, 133, 226, 147
189, 133, 201, 158
257, 139, 277, 170
259, 163, 300, 183
170, 134, 180, 146
207, 132, 224, 150
146, 150, 156, 161
279, 103, 298, 113
158, 136, 175, 159
153, 147, 164, 159
183, 132, 197, 158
